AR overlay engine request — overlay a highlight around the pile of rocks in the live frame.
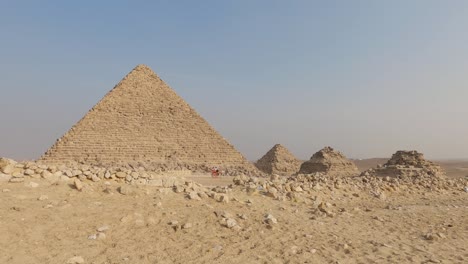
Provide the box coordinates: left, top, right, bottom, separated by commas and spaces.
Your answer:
298, 147, 359, 176
361, 150, 445, 179
255, 144, 301, 176
232, 168, 467, 203
0, 158, 187, 188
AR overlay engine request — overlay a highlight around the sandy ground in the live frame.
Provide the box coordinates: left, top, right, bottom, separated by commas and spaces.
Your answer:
0, 176, 467, 264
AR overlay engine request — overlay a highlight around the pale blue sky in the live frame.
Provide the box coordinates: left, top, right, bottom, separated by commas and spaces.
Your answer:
1, 0, 467, 161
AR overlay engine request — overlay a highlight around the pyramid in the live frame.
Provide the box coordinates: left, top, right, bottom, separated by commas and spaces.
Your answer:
40, 65, 257, 174
255, 144, 301, 176
362, 150, 445, 178
298, 146, 359, 176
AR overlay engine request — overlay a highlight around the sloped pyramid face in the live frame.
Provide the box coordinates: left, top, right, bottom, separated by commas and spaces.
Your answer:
298, 146, 359, 176
255, 144, 301, 176
40, 65, 256, 174
362, 150, 445, 178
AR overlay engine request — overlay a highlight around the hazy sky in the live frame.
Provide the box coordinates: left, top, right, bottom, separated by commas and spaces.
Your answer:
1, 0, 467, 161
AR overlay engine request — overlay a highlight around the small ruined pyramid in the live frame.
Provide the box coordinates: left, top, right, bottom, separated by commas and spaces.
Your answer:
362, 150, 445, 178
298, 146, 359, 176
40, 64, 256, 174
255, 144, 301, 176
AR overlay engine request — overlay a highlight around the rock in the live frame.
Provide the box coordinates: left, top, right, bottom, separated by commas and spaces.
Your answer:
116, 172, 127, 178
2, 189, 11, 192
9, 177, 24, 183
38, 195, 48, 201
67, 256, 85, 264
148, 179, 163, 187
0, 173, 11, 182
88, 234, 97, 240
96, 232, 106, 240
2, 164, 15, 174
72, 170, 83, 177
97, 225, 109, 232
91, 175, 100, 182
183, 223, 193, 229
74, 179, 83, 191
424, 233, 435, 241
264, 214, 278, 225
118, 185, 135, 195
216, 194, 229, 203
27, 182, 39, 188
24, 169, 35, 176
41, 171, 53, 178
225, 218, 237, 228
188, 191, 201, 200
169, 220, 179, 226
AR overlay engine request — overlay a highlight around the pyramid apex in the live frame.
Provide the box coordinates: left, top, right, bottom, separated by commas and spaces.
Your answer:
134, 64, 152, 70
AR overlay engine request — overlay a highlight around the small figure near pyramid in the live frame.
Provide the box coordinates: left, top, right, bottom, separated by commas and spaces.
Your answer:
40, 64, 257, 175
255, 144, 301, 176
361, 150, 445, 178
298, 146, 359, 176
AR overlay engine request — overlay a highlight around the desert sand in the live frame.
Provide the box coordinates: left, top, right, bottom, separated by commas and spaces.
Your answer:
0, 170, 467, 264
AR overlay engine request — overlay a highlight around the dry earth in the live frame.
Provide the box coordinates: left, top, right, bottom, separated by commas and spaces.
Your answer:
1, 175, 467, 264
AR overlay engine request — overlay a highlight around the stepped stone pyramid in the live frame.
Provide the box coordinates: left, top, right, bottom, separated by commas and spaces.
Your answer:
255, 144, 301, 176
298, 146, 359, 176
40, 65, 257, 174
362, 150, 445, 178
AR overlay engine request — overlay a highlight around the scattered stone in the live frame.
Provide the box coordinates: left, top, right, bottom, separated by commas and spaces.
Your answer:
96, 232, 106, 240
264, 214, 278, 225
188, 191, 201, 200
27, 181, 39, 188
38, 195, 48, 201
169, 220, 179, 226
74, 179, 83, 191
2, 189, 11, 193
67, 256, 85, 264
97, 225, 109, 232
118, 185, 135, 195
9, 177, 24, 183
182, 223, 193, 229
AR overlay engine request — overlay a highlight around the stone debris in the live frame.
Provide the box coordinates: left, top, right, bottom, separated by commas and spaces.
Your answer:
188, 191, 201, 200
38, 195, 48, 201
264, 214, 278, 225
118, 185, 136, 195
97, 225, 109, 232
255, 144, 301, 176
298, 147, 359, 176
27, 181, 39, 188
67, 256, 85, 264
74, 179, 83, 191
182, 223, 193, 229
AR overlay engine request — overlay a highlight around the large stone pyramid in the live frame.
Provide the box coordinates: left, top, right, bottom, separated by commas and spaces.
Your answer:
255, 144, 301, 176
298, 146, 359, 176
40, 65, 257, 174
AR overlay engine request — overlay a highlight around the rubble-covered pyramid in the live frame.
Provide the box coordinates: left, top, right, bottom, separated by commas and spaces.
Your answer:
298, 146, 359, 176
255, 144, 301, 176
40, 65, 257, 175
362, 150, 445, 178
